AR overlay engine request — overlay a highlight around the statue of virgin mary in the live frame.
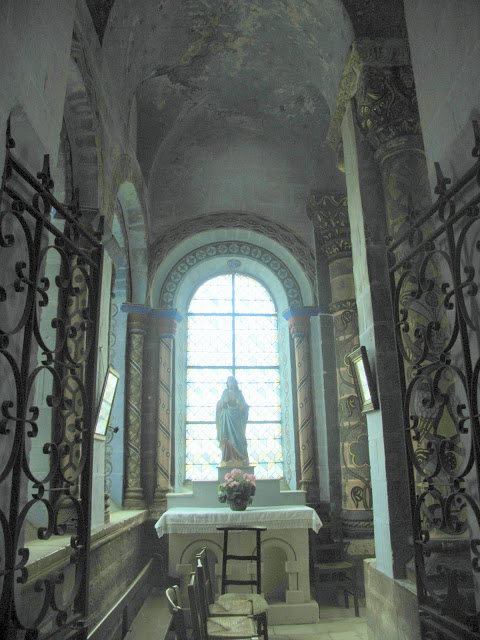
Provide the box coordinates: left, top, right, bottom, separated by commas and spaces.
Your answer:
216, 376, 249, 465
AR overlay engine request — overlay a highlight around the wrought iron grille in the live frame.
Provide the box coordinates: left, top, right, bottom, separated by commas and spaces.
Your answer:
386, 121, 480, 640
0, 121, 103, 639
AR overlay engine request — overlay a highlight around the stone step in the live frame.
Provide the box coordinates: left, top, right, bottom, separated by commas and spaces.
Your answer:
167, 479, 305, 508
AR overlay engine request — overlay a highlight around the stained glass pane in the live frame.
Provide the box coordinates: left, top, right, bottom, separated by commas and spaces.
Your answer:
235, 276, 276, 314
187, 315, 233, 366
185, 274, 283, 481
235, 315, 279, 367
189, 274, 233, 313
235, 369, 281, 422
186, 368, 232, 421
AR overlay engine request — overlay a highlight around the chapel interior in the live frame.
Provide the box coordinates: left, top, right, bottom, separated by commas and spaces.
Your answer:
1, 1, 480, 640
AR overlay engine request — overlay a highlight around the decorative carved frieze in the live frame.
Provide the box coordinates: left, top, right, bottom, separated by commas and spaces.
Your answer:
148, 212, 316, 298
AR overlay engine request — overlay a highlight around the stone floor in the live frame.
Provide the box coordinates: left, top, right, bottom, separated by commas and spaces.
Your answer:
127, 590, 367, 640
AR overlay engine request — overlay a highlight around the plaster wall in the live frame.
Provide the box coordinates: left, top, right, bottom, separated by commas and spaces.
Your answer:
404, 0, 480, 194
148, 133, 324, 248
0, 0, 75, 170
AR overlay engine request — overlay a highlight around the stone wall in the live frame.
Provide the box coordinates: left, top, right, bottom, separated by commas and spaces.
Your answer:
88, 516, 163, 636
364, 559, 420, 640
17, 514, 164, 639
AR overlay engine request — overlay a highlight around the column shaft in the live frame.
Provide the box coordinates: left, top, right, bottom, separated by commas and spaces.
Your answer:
151, 314, 179, 514
123, 312, 147, 509
286, 311, 318, 503
309, 192, 373, 538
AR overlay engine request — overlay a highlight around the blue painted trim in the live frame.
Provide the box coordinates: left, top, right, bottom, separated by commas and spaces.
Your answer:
282, 306, 325, 321
149, 308, 183, 322
120, 303, 151, 315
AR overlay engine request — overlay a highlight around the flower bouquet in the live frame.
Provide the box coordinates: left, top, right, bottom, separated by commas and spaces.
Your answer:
218, 469, 256, 511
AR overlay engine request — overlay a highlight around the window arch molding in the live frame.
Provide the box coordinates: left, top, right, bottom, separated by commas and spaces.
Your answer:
152, 230, 316, 492
149, 227, 316, 311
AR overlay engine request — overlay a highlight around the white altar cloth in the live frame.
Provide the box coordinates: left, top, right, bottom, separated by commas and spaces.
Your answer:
155, 505, 322, 537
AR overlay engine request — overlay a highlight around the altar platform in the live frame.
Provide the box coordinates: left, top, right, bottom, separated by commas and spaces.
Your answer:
155, 488, 322, 625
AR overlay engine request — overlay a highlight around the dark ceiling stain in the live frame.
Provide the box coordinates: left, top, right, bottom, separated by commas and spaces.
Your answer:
342, 0, 407, 38
85, 0, 117, 43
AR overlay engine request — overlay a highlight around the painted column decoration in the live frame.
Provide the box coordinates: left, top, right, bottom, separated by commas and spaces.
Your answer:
283, 308, 318, 503
308, 192, 373, 538
122, 305, 148, 509
152, 310, 182, 515
327, 39, 431, 245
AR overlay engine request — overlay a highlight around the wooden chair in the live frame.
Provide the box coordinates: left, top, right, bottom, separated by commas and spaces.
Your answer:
196, 549, 251, 616
215, 527, 268, 640
188, 568, 259, 640
166, 585, 189, 640
312, 538, 360, 617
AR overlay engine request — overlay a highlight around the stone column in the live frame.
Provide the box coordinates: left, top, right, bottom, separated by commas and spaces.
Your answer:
308, 192, 373, 539
122, 304, 148, 509
327, 38, 427, 577
151, 310, 182, 516
283, 308, 319, 503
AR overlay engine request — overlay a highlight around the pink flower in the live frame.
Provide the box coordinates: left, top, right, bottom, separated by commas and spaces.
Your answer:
231, 481, 239, 487
243, 473, 249, 478
225, 473, 232, 480
221, 483, 227, 488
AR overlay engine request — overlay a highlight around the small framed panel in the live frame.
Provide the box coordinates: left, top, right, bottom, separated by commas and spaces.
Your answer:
95, 365, 120, 435
347, 346, 379, 413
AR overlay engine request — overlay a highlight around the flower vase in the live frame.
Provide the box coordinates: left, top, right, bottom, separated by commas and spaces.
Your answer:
229, 498, 248, 511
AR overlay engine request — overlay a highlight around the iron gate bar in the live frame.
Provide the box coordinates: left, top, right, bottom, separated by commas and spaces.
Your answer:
0, 120, 103, 640
386, 120, 480, 639
387, 158, 480, 258
6, 149, 102, 247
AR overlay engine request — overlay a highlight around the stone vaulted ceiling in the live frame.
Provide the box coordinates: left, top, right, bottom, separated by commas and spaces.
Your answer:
93, 0, 406, 246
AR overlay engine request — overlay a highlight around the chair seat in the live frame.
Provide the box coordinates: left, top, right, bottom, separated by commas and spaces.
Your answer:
207, 615, 257, 638
210, 599, 253, 616
314, 561, 354, 571
218, 593, 268, 615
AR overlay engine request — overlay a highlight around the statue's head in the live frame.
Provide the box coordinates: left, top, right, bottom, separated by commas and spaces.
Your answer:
226, 376, 238, 390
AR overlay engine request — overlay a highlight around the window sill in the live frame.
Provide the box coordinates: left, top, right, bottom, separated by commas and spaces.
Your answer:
25, 509, 149, 584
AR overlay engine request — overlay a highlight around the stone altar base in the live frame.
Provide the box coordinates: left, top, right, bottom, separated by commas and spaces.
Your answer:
162, 470, 319, 625
170, 527, 319, 625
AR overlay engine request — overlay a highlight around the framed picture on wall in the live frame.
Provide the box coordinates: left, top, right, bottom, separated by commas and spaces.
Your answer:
347, 346, 379, 413
95, 365, 120, 436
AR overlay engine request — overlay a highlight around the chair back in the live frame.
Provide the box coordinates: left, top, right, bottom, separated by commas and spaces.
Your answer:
188, 570, 208, 640
196, 548, 215, 605
216, 527, 265, 595
166, 586, 189, 640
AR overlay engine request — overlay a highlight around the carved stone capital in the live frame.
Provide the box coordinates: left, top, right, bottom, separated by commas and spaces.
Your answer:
354, 65, 420, 150
283, 308, 319, 337
149, 308, 182, 338
126, 312, 147, 334
327, 38, 412, 153
285, 311, 313, 338
307, 192, 351, 260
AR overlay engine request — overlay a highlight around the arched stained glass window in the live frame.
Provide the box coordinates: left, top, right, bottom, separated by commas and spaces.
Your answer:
186, 274, 283, 481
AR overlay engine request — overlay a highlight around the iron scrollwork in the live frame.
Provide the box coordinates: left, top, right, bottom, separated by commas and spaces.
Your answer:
386, 121, 480, 639
0, 120, 103, 639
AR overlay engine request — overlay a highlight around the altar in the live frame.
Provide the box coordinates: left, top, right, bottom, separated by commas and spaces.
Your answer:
155, 504, 321, 625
